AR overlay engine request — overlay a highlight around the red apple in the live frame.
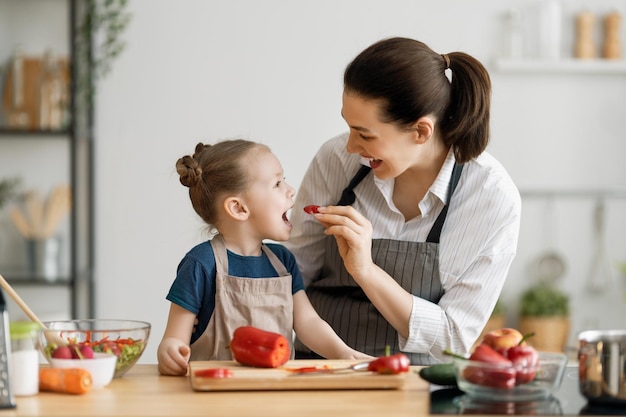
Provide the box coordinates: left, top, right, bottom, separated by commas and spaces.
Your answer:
506, 344, 539, 385
464, 344, 517, 389
481, 328, 524, 353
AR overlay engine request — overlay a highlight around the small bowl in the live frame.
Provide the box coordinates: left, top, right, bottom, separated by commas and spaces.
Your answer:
40, 319, 151, 378
49, 352, 117, 388
451, 351, 567, 402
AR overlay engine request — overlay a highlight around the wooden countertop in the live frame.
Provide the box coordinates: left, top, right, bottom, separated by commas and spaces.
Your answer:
12, 363, 431, 417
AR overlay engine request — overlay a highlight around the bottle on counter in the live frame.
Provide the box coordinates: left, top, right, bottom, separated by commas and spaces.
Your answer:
39, 49, 68, 130
575, 10, 596, 59
603, 11, 622, 59
539, 0, 562, 60
9, 321, 40, 397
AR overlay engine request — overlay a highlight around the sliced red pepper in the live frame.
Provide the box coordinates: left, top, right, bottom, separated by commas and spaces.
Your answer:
303, 205, 320, 214
230, 326, 291, 368
194, 368, 234, 378
367, 346, 410, 375
286, 364, 333, 374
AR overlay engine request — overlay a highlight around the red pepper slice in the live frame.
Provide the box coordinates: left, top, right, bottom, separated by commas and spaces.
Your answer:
367, 346, 410, 375
303, 205, 320, 214
230, 326, 291, 368
194, 368, 234, 378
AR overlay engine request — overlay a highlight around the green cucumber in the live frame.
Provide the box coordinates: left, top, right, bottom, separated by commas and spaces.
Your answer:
418, 363, 457, 387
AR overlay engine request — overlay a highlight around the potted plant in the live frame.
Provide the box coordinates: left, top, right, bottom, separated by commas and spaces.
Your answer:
0, 177, 20, 210
518, 282, 570, 352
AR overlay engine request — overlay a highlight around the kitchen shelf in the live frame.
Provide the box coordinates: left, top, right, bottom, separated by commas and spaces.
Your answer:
0, 0, 94, 319
520, 188, 626, 199
493, 58, 626, 74
0, 129, 70, 137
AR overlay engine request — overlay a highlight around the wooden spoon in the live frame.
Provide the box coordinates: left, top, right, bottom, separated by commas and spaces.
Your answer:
0, 272, 65, 346
43, 184, 71, 239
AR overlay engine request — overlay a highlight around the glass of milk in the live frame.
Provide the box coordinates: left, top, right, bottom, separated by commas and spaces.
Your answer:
9, 322, 40, 396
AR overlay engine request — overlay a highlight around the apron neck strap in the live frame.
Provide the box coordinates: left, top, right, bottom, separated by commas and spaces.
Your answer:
336, 165, 372, 206
426, 163, 464, 244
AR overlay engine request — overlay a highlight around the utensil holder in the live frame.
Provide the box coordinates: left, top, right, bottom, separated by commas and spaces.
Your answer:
26, 237, 61, 281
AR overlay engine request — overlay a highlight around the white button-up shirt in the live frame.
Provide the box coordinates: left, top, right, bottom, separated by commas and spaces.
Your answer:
286, 133, 521, 359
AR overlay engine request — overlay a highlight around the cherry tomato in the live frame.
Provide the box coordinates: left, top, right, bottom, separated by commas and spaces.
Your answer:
303, 205, 320, 214
194, 368, 234, 378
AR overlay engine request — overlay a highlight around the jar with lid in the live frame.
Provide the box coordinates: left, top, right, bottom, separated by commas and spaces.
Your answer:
9, 322, 40, 396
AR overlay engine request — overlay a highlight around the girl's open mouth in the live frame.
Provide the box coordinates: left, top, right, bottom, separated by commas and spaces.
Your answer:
282, 211, 292, 226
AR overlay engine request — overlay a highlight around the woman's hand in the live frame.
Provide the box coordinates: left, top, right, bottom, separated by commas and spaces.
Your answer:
311, 206, 413, 337
314, 205, 376, 279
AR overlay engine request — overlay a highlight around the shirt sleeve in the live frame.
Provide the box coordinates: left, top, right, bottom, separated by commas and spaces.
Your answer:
400, 179, 522, 360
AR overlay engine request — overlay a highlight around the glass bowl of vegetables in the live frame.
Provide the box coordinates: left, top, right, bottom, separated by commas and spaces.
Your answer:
40, 319, 151, 378
451, 351, 567, 402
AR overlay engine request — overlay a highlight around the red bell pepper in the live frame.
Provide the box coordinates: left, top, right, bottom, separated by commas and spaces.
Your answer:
194, 368, 234, 378
230, 326, 291, 368
504, 333, 539, 385
464, 344, 517, 389
367, 346, 410, 375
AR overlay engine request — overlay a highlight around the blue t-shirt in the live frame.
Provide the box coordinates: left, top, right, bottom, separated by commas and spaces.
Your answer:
166, 240, 305, 344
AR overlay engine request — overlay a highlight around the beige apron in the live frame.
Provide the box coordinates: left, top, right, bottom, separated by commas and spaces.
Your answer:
189, 234, 295, 361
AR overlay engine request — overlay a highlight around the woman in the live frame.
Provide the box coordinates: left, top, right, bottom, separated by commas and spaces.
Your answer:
286, 37, 521, 364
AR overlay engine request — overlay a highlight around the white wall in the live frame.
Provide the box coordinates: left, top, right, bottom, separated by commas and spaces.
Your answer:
92, 0, 626, 364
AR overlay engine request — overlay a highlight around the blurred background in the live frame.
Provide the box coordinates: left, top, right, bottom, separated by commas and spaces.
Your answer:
1, 0, 625, 364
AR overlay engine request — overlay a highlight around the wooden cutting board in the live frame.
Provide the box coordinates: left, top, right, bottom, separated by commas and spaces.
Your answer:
189, 359, 408, 391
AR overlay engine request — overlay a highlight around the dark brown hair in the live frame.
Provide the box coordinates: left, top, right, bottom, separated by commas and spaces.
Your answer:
343, 37, 491, 163
176, 140, 262, 226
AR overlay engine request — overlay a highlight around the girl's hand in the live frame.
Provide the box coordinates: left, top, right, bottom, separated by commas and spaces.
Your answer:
157, 337, 191, 376
313, 205, 375, 279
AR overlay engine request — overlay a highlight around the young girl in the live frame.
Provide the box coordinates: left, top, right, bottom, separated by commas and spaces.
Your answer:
157, 140, 370, 376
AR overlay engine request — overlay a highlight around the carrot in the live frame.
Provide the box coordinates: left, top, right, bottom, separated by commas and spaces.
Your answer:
39, 368, 93, 395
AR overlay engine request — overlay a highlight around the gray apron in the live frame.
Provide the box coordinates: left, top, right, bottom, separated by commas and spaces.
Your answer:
296, 163, 463, 365
190, 234, 295, 361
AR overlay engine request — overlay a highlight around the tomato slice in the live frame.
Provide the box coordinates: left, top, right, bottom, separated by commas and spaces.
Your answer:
194, 368, 234, 378
303, 205, 320, 214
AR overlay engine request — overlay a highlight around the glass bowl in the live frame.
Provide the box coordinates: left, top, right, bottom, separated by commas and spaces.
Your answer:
40, 319, 151, 378
451, 351, 567, 402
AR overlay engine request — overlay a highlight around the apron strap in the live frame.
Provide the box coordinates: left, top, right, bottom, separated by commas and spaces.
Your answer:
260, 245, 290, 276
336, 165, 372, 206
211, 234, 229, 274
212, 234, 290, 277
426, 163, 464, 244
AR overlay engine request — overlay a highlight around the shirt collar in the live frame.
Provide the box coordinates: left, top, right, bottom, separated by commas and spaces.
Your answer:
429, 148, 457, 205
368, 148, 457, 218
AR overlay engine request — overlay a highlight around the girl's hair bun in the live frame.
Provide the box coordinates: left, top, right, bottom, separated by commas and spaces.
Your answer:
176, 142, 210, 188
